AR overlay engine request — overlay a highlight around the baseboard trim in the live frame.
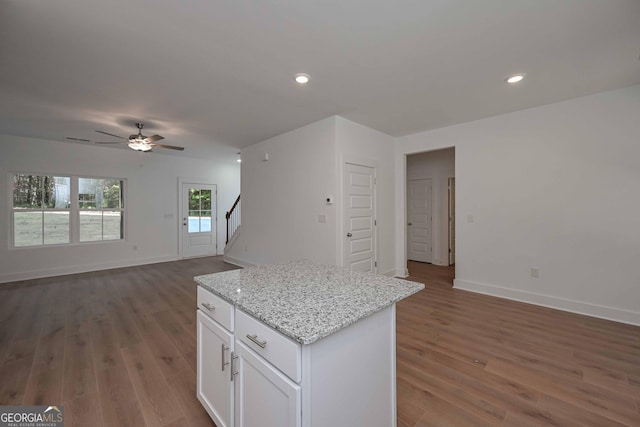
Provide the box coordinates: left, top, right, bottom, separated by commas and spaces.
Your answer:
454, 278, 640, 326
222, 254, 256, 269
381, 269, 396, 278
0, 255, 179, 284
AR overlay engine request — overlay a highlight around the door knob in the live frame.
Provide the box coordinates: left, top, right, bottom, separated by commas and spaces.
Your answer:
347, 233, 352, 237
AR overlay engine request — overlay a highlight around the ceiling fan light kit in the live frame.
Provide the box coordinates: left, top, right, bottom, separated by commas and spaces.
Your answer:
93, 122, 184, 152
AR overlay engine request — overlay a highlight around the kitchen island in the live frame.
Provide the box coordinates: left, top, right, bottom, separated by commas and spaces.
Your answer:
195, 260, 424, 427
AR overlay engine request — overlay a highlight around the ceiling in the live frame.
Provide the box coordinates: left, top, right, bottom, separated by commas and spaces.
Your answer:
1, 0, 639, 159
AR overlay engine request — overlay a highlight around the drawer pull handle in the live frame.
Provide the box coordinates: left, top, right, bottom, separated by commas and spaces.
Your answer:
221, 344, 229, 371
231, 352, 238, 382
201, 302, 215, 312
246, 334, 267, 348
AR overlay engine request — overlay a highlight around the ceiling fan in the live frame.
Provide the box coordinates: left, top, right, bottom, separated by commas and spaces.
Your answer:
94, 123, 184, 152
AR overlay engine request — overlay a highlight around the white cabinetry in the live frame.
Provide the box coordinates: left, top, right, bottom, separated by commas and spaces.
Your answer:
197, 310, 234, 427
234, 341, 301, 427
197, 286, 397, 427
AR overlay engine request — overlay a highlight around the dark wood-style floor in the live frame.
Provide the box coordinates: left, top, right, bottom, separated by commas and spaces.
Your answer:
1, 257, 639, 426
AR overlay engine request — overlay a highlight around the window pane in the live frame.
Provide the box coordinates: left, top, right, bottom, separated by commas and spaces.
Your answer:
14, 211, 43, 246
45, 176, 71, 209
13, 175, 43, 208
201, 190, 212, 210
189, 189, 200, 210
188, 211, 200, 232
103, 179, 122, 209
44, 211, 70, 244
79, 178, 102, 209
80, 211, 103, 242
103, 211, 122, 240
201, 211, 212, 232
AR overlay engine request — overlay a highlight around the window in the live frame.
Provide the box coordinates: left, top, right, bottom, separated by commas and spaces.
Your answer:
11, 173, 125, 247
188, 188, 212, 233
78, 178, 124, 242
13, 175, 71, 246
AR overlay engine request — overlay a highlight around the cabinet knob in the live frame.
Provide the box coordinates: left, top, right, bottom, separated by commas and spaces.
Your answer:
346, 232, 352, 237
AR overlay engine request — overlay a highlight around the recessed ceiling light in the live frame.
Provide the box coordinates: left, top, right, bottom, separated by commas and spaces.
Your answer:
294, 73, 310, 84
237, 158, 242, 163
506, 73, 525, 84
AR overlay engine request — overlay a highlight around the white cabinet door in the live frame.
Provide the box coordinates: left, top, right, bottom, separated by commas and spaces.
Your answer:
234, 341, 301, 427
197, 310, 233, 427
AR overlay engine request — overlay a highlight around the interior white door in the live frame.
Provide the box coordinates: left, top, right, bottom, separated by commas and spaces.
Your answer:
197, 310, 233, 427
407, 179, 432, 263
181, 183, 217, 258
448, 177, 455, 265
234, 341, 301, 427
343, 163, 376, 272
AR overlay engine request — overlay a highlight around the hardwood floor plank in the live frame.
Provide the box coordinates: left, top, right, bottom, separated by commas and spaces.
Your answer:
22, 367, 63, 406
63, 391, 103, 427
97, 365, 147, 427
398, 358, 506, 425
31, 324, 66, 374
413, 390, 490, 427
537, 394, 627, 427
0, 357, 35, 405
154, 309, 198, 372
121, 341, 184, 426
89, 317, 125, 372
63, 332, 97, 401
484, 356, 640, 426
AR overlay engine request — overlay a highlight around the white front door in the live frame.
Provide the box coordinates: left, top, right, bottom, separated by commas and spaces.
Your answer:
343, 163, 376, 273
181, 183, 216, 258
407, 179, 432, 263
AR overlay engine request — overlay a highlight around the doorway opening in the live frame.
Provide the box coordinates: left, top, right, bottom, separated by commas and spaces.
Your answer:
405, 147, 455, 282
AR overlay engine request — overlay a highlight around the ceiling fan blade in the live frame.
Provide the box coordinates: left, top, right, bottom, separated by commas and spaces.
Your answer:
95, 130, 126, 139
95, 141, 123, 145
150, 143, 184, 151
145, 134, 164, 143
66, 137, 91, 142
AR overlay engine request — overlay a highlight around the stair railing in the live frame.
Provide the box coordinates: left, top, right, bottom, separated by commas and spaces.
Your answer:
226, 194, 241, 244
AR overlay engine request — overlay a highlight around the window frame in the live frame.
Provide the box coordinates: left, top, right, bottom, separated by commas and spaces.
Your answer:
77, 176, 126, 243
9, 172, 127, 249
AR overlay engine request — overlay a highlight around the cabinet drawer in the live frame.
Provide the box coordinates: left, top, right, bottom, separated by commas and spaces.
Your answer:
197, 286, 234, 332
236, 309, 301, 383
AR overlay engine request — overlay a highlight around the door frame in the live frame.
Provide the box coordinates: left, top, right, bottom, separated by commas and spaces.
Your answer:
340, 158, 378, 273
448, 177, 455, 266
178, 177, 218, 259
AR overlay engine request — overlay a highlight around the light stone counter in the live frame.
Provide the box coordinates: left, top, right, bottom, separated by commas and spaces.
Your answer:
195, 259, 424, 345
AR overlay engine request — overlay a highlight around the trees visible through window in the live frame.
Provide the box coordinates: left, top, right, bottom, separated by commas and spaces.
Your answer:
188, 188, 212, 233
79, 178, 124, 242
13, 175, 71, 246
11, 174, 125, 247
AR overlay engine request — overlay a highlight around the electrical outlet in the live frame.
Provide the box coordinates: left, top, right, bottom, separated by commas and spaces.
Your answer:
530, 267, 539, 278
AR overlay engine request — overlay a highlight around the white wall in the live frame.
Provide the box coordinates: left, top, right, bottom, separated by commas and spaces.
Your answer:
407, 148, 455, 266
0, 135, 240, 282
335, 117, 396, 275
226, 117, 338, 266
396, 85, 640, 325
227, 116, 397, 274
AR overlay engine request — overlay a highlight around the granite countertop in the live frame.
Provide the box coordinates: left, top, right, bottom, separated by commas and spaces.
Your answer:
194, 260, 424, 345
